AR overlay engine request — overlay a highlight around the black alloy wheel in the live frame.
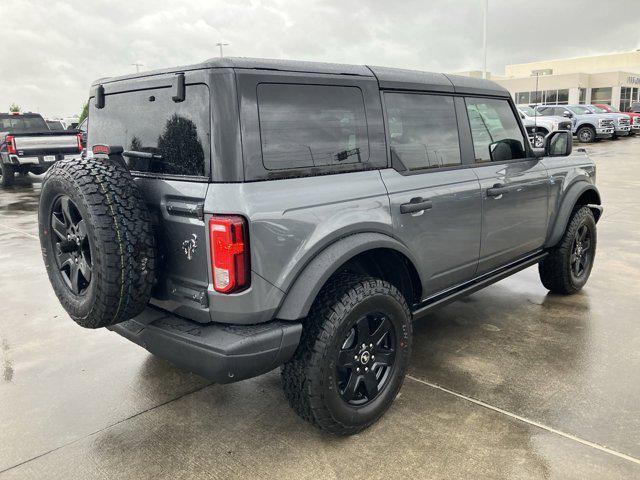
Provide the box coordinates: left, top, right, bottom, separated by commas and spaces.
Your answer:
570, 223, 593, 281
50, 195, 92, 295
336, 313, 396, 406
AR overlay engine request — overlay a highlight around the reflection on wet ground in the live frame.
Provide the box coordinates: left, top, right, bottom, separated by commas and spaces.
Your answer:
1, 141, 640, 478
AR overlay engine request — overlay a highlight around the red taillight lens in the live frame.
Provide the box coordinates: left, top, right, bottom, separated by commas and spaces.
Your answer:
209, 215, 250, 293
6, 135, 17, 154
76, 133, 83, 152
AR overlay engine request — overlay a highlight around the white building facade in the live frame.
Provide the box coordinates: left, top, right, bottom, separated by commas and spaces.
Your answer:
456, 51, 640, 111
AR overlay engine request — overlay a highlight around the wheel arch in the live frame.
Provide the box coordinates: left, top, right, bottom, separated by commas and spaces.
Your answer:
276, 233, 423, 320
545, 182, 602, 248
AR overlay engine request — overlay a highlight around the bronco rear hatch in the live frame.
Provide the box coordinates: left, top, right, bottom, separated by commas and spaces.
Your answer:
88, 74, 213, 323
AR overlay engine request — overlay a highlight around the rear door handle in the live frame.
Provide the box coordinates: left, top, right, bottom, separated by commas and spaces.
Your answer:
400, 197, 433, 214
486, 183, 509, 197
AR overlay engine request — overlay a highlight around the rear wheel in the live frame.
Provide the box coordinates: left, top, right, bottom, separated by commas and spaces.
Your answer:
539, 206, 596, 294
577, 126, 596, 143
0, 163, 15, 187
281, 274, 412, 435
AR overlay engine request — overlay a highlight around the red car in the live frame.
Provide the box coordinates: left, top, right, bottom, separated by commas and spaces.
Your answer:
594, 103, 640, 134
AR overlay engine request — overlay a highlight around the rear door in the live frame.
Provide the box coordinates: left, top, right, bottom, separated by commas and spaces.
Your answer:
88, 72, 213, 322
464, 97, 549, 274
381, 92, 482, 299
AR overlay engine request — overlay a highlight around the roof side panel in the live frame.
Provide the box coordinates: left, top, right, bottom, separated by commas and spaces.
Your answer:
203, 57, 373, 76
368, 65, 454, 92
444, 73, 510, 97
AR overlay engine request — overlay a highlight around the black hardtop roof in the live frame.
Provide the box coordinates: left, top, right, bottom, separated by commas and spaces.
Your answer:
92, 57, 508, 96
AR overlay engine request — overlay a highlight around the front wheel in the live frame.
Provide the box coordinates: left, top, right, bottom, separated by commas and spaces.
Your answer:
577, 126, 596, 143
539, 206, 597, 294
281, 274, 412, 435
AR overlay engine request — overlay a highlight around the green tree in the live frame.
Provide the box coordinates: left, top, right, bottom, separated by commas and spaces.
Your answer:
78, 100, 89, 124
9, 103, 20, 113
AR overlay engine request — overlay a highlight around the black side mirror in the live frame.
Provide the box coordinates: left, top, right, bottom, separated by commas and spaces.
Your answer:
545, 131, 572, 157
562, 111, 573, 118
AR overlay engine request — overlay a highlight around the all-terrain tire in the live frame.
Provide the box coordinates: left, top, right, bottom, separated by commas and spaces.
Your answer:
539, 206, 596, 294
281, 273, 412, 435
38, 156, 156, 328
0, 163, 15, 187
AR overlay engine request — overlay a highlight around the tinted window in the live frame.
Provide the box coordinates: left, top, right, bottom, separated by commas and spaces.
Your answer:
466, 98, 527, 162
46, 120, 65, 130
385, 93, 461, 170
257, 84, 369, 171
89, 84, 209, 177
0, 115, 48, 133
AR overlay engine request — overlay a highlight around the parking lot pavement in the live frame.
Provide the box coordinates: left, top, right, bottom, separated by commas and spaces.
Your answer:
1, 139, 639, 480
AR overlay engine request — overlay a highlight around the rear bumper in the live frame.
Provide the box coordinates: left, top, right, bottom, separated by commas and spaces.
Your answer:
4, 153, 80, 166
109, 307, 302, 383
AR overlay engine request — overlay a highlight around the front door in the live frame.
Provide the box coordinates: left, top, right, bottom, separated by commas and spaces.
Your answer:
381, 92, 482, 299
464, 97, 549, 274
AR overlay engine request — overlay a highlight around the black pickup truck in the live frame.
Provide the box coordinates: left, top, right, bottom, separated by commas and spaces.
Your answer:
0, 113, 83, 187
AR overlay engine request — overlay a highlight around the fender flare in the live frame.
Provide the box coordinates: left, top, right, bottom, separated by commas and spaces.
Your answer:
276, 232, 420, 321
545, 182, 602, 248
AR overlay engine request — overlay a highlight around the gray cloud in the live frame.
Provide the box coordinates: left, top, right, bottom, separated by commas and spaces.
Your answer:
3, 0, 639, 117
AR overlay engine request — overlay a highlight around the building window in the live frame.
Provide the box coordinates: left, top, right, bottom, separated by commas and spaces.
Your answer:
544, 90, 557, 104
557, 89, 569, 105
579, 88, 587, 104
530, 91, 543, 104
591, 87, 612, 105
515, 92, 530, 105
633, 87, 639, 102
621, 87, 633, 112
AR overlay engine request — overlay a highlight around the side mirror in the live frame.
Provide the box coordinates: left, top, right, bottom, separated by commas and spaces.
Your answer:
545, 131, 572, 157
563, 111, 573, 118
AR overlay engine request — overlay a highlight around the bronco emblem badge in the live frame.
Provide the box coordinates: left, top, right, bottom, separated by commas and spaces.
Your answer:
182, 234, 198, 260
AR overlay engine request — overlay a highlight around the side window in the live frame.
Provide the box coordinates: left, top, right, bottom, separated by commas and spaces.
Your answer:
385, 93, 461, 170
465, 98, 527, 162
257, 84, 369, 171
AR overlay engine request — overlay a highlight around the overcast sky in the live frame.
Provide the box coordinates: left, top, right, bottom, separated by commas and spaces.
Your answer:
3, 0, 640, 117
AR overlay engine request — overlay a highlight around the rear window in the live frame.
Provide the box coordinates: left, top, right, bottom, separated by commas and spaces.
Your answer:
257, 84, 369, 171
89, 84, 210, 177
0, 115, 48, 133
46, 120, 65, 130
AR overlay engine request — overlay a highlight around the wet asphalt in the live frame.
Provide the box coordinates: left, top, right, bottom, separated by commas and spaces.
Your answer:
0, 138, 639, 479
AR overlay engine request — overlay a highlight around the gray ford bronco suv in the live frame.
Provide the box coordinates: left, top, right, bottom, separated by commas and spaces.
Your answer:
38, 58, 602, 435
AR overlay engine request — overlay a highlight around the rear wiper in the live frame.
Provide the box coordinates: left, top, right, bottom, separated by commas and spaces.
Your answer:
122, 150, 162, 160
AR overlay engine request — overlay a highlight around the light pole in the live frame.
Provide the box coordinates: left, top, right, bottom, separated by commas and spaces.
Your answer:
216, 42, 229, 58
132, 62, 144, 73
482, 0, 488, 79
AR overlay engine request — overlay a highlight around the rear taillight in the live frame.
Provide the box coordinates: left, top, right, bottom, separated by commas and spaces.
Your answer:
76, 133, 83, 152
209, 215, 250, 293
6, 135, 17, 154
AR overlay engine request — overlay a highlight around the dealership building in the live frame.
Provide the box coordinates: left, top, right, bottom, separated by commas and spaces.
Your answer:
456, 51, 640, 111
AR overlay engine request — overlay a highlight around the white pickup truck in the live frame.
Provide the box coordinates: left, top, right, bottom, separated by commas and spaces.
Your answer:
0, 113, 83, 187
517, 105, 573, 148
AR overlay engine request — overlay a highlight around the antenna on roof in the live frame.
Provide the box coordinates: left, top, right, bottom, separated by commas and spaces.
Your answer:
132, 61, 144, 73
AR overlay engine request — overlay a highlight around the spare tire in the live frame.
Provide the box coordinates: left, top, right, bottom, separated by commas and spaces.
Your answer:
38, 156, 155, 328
